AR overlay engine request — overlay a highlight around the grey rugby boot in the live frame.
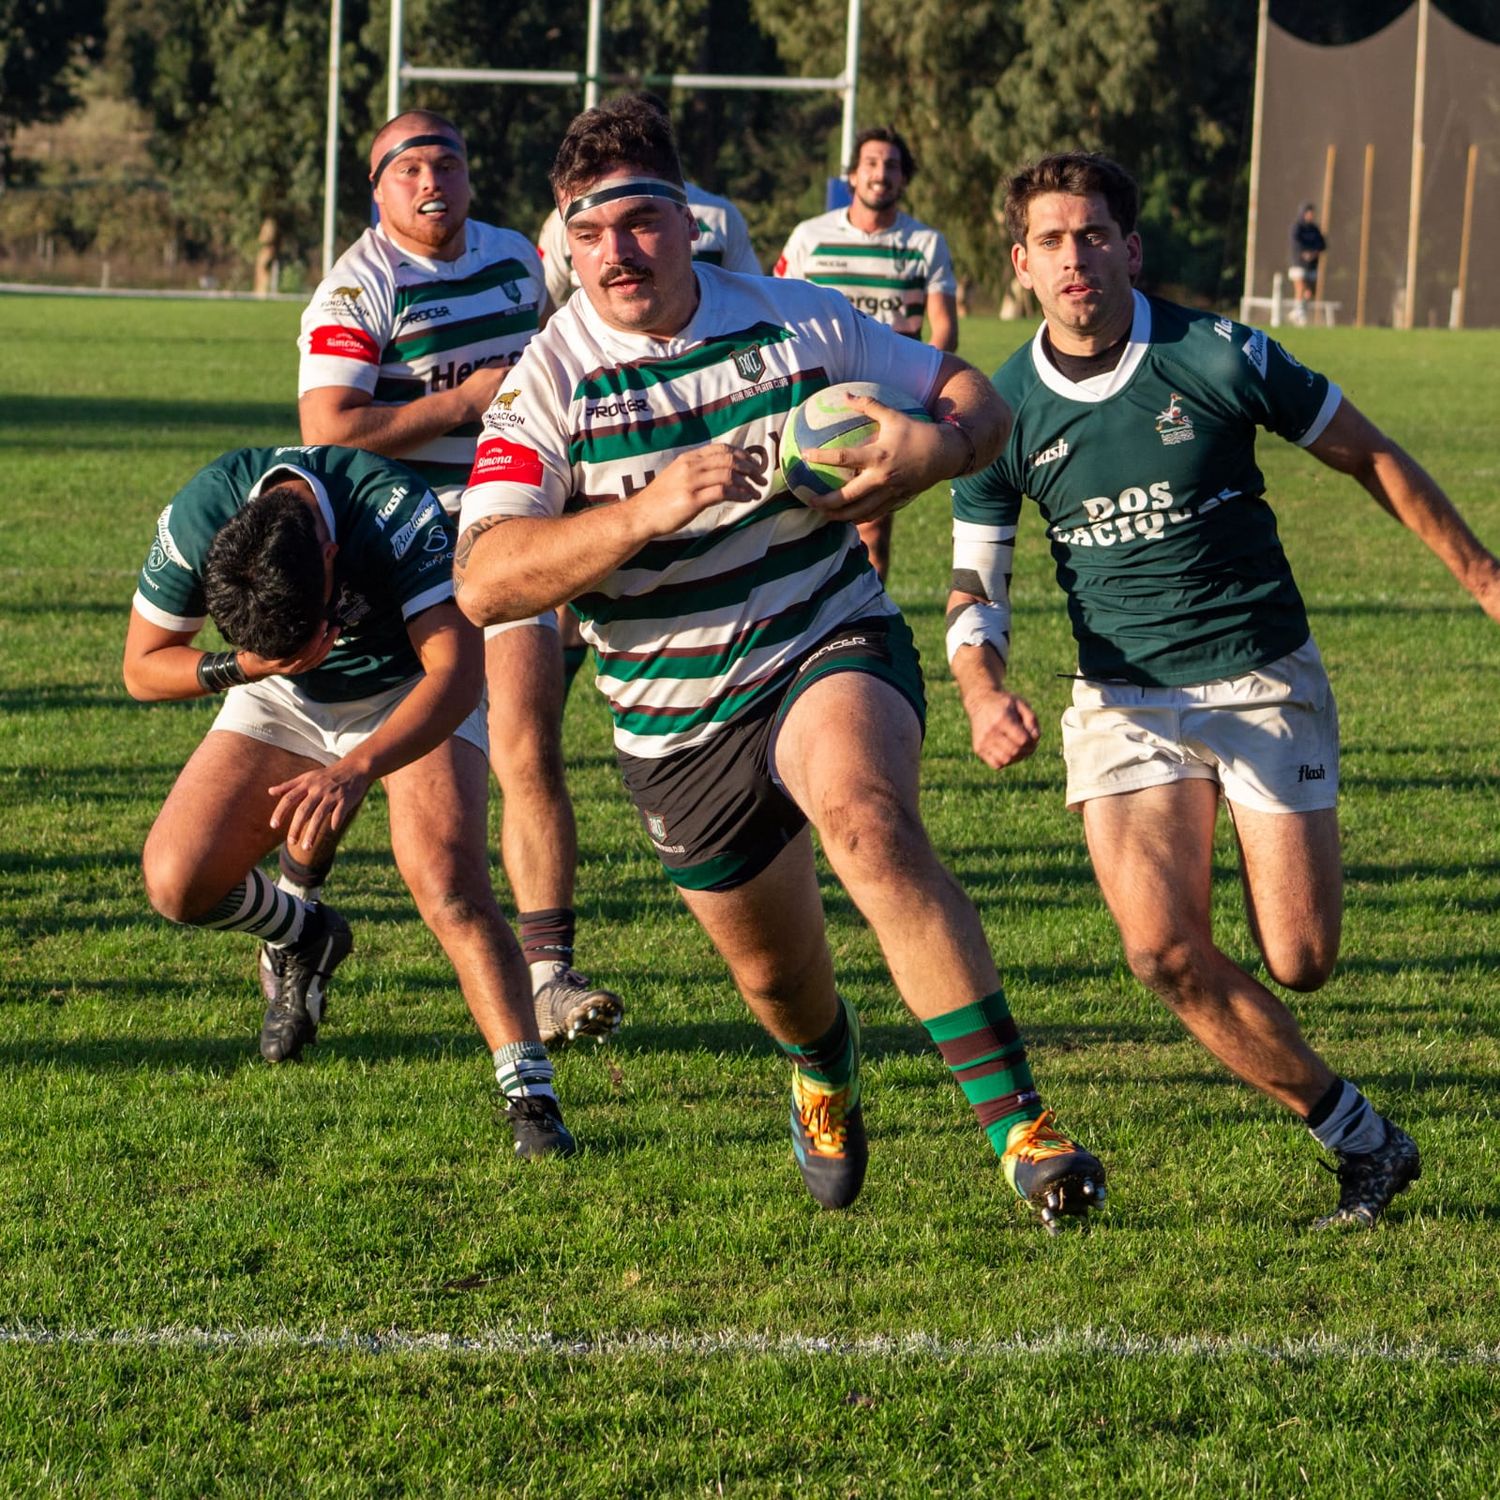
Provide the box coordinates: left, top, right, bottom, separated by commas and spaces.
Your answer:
532, 963, 624, 1048
1312, 1119, 1421, 1229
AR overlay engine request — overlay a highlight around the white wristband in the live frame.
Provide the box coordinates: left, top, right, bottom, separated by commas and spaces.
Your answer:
945, 600, 1011, 667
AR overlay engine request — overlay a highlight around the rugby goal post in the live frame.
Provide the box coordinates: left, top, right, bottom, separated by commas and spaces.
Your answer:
323, 0, 865, 274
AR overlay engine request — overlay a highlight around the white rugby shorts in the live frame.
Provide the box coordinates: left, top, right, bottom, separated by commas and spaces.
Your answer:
1062, 639, 1339, 814
211, 672, 487, 765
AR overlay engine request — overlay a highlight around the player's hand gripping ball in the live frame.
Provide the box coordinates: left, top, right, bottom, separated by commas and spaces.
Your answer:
779, 381, 932, 506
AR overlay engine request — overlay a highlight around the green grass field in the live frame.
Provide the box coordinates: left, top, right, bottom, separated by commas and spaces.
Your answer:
2, 293, 1498, 1496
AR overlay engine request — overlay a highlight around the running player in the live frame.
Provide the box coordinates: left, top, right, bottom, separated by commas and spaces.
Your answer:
775, 125, 958, 580
947, 151, 1500, 1228
453, 95, 1106, 1229
297, 110, 622, 1055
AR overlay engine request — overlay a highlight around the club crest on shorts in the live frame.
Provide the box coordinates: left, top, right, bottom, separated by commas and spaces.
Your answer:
646, 810, 667, 842
732, 346, 766, 383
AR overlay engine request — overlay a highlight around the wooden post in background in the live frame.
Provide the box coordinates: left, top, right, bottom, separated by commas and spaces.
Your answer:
1319, 143, 1337, 322
1454, 142, 1478, 330
1403, 0, 1430, 329
1356, 143, 1374, 327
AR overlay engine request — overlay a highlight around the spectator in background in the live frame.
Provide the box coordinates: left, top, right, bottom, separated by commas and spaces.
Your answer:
1289, 202, 1326, 325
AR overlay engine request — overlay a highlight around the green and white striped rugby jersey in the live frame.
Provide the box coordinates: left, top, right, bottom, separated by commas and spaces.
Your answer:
134, 446, 454, 703
952, 293, 1342, 687
299, 221, 545, 512
459, 263, 944, 757
775, 208, 956, 338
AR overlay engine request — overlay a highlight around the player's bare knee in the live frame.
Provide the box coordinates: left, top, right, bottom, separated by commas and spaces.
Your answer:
734, 942, 829, 1013
1124, 936, 1209, 1008
818, 784, 925, 884
1263, 942, 1336, 994
141, 844, 199, 924
420, 885, 508, 943
489, 734, 567, 804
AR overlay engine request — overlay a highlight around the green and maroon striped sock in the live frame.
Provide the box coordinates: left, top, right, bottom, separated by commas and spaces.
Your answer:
923, 989, 1043, 1156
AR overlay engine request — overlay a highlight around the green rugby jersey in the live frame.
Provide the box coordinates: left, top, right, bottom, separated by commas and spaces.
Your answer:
133, 445, 455, 702
459, 264, 943, 758
298, 222, 546, 511
775, 208, 956, 338
952, 292, 1342, 686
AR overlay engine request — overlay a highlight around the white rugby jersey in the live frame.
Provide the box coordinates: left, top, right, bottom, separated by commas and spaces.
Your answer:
775, 208, 956, 338
459, 264, 942, 758
298, 221, 546, 511
536, 183, 761, 306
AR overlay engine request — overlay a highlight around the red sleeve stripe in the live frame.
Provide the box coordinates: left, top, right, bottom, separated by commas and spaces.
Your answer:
309, 326, 380, 363
471, 436, 544, 487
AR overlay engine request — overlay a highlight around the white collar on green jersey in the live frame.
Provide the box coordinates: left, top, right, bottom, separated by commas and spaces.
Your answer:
1031, 289, 1152, 404
249, 463, 338, 542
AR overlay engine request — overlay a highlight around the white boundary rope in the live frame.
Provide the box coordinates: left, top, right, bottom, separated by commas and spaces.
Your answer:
3, 1324, 1497, 1366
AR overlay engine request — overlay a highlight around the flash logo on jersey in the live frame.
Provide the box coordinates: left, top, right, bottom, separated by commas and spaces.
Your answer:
1030, 438, 1070, 471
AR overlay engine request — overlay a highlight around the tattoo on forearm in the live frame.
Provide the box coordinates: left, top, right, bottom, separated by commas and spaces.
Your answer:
453, 516, 510, 593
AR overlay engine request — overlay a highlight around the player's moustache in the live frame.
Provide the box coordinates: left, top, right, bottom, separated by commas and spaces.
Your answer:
601, 262, 653, 286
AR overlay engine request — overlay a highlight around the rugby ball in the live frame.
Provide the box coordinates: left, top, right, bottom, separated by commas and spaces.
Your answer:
780, 381, 932, 506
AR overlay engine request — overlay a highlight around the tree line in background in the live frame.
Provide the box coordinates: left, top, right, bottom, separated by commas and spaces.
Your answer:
3, 0, 1497, 304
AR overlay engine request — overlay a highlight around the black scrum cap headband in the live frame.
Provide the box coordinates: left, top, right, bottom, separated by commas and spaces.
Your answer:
371, 134, 465, 187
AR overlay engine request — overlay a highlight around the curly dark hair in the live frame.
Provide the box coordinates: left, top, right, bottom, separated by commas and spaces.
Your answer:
203, 486, 327, 659
1003, 152, 1139, 246
549, 93, 684, 206
846, 125, 916, 182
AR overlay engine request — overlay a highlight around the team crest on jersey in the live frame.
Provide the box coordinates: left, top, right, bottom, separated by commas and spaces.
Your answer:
1155, 394, 1195, 446
146, 505, 190, 573
330, 584, 371, 629
732, 346, 766, 383
501, 279, 522, 305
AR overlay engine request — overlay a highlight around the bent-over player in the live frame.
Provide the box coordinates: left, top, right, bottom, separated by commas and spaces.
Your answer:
947, 152, 1500, 1227
126, 445, 577, 1157
454, 95, 1105, 1229
297, 109, 621, 1052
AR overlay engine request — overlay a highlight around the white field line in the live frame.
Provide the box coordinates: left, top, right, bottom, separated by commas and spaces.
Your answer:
2, 1324, 1499, 1366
